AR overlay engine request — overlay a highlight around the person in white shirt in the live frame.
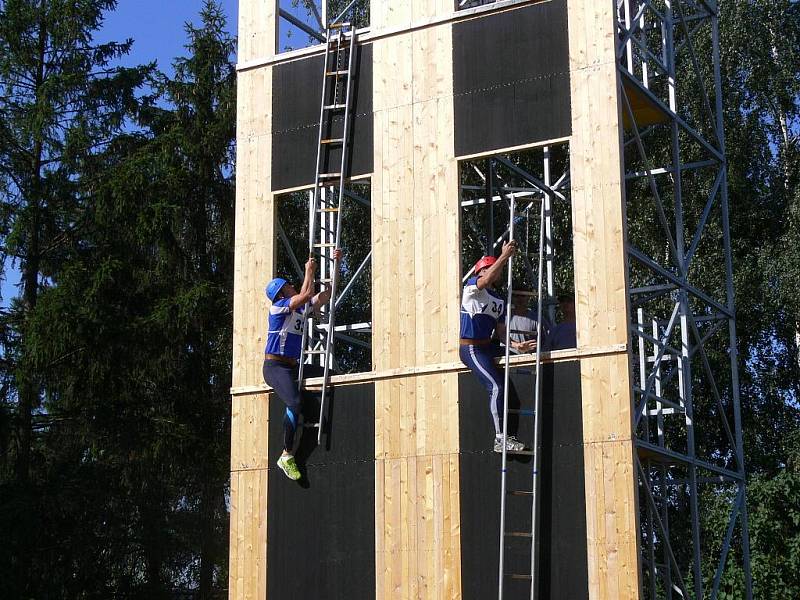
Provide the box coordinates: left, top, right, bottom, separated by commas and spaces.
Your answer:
504, 290, 546, 354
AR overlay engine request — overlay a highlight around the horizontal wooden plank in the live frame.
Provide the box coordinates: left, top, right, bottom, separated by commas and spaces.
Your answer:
230, 344, 628, 396
237, 0, 554, 73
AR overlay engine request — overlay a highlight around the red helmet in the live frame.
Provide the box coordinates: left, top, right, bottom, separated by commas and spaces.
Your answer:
473, 255, 497, 274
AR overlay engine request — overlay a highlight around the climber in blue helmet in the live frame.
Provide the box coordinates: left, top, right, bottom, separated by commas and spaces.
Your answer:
264, 249, 341, 481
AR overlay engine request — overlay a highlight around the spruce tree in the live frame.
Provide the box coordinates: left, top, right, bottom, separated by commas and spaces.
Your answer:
13, 1, 235, 596
0, 0, 150, 594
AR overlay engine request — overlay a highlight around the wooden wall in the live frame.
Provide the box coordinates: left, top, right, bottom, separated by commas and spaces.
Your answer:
229, 1, 275, 597
567, 1, 642, 598
371, 3, 462, 598
231, 1, 642, 599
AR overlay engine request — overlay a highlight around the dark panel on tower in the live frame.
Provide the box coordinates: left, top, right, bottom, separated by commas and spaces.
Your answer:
452, 1, 571, 156
267, 382, 375, 599
459, 361, 589, 600
272, 43, 373, 191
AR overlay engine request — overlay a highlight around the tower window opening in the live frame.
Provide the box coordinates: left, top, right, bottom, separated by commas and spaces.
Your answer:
274, 180, 373, 374
458, 143, 575, 352
278, 0, 370, 54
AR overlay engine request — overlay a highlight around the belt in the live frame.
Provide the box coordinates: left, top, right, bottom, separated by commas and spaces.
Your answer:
265, 353, 298, 366
460, 338, 492, 346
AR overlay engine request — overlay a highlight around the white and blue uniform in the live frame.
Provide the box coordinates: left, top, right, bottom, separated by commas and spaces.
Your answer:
459, 276, 518, 435
265, 297, 307, 359
263, 296, 318, 452
460, 276, 505, 340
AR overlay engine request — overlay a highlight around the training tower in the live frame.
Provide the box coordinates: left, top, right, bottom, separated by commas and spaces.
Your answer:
230, 1, 751, 599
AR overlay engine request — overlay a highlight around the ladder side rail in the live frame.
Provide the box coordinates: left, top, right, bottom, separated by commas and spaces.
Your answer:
497, 194, 516, 600
529, 200, 547, 600
542, 147, 556, 324
317, 25, 357, 444
303, 191, 318, 378
299, 31, 335, 385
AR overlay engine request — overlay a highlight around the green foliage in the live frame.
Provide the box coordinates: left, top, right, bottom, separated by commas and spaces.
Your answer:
719, 0, 800, 475
0, 0, 153, 596
702, 432, 800, 599
654, 1, 800, 595
0, 0, 234, 597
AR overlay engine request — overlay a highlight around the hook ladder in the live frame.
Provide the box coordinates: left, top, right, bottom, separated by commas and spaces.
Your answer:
498, 195, 547, 600
298, 16, 358, 444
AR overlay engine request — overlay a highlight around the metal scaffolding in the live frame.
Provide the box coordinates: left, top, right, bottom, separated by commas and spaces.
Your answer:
617, 0, 752, 598
458, 144, 572, 324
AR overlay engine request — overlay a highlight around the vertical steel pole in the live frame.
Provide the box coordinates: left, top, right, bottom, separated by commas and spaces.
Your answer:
543, 147, 555, 322
529, 200, 546, 600
638, 309, 658, 599
712, 7, 753, 598
498, 194, 516, 600
665, 2, 703, 595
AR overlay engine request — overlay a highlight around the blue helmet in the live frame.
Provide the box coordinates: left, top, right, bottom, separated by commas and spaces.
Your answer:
266, 277, 287, 302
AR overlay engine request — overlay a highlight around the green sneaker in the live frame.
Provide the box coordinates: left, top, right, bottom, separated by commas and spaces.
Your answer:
277, 455, 301, 481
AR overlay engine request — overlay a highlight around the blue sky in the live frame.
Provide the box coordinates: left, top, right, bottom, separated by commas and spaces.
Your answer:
99, 0, 240, 73
1, 1, 322, 304
2, 1, 241, 305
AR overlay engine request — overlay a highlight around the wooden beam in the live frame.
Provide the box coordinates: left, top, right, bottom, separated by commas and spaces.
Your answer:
230, 344, 629, 396
229, 390, 269, 599
238, 0, 277, 64
567, 1, 642, 599
230, 8, 274, 596
231, 393, 270, 472
232, 134, 273, 390
228, 469, 268, 599
372, 13, 462, 598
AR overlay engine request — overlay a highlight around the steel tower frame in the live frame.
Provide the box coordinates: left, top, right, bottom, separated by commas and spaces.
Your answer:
616, 0, 752, 598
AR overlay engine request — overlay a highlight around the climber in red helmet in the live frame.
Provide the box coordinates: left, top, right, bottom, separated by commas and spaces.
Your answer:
460, 240, 525, 453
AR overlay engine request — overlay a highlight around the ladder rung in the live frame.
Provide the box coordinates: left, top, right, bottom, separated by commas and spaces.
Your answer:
313, 242, 336, 248
505, 531, 533, 538
508, 490, 533, 496
321, 138, 344, 145
326, 70, 349, 76
328, 22, 350, 30
508, 574, 533, 581
508, 408, 536, 416
319, 172, 341, 179
506, 449, 535, 456
323, 103, 346, 110
318, 207, 340, 212
305, 349, 327, 354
